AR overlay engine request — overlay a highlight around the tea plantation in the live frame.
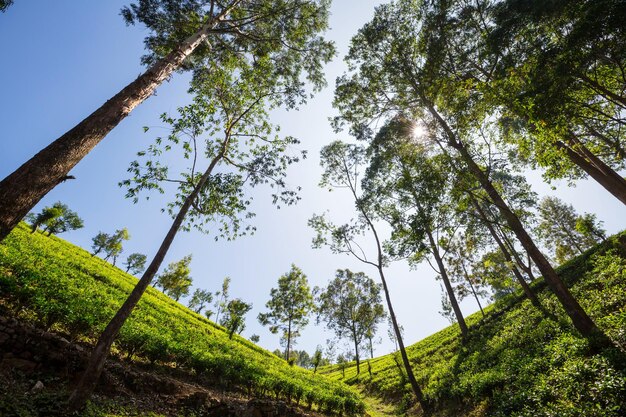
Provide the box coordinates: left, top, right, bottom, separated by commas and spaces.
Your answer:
0, 224, 364, 416
320, 233, 626, 417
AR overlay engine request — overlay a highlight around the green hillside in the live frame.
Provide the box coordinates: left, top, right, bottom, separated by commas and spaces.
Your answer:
320, 234, 626, 417
0, 224, 364, 416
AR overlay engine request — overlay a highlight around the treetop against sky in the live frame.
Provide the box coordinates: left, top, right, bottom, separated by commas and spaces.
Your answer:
0, 0, 623, 357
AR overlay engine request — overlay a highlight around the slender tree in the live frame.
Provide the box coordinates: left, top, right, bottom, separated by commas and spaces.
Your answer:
365, 120, 468, 338
309, 141, 430, 413
67, 23, 330, 407
258, 264, 314, 361
316, 269, 384, 375
333, 0, 606, 342
214, 277, 231, 324
0, 0, 334, 242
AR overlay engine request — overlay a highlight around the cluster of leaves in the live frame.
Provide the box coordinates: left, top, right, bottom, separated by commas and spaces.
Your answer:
0, 224, 365, 415
26, 202, 83, 236
319, 233, 626, 416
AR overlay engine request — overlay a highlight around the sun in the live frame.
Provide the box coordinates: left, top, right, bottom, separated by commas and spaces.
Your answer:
410, 122, 428, 143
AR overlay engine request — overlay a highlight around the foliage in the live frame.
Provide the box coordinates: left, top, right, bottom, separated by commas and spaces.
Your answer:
0, 0, 13, 13
0, 224, 365, 415
124, 253, 147, 275
258, 264, 314, 360
187, 288, 213, 314
27, 202, 83, 236
320, 232, 626, 417
220, 298, 252, 339
91, 228, 130, 265
156, 255, 193, 302
316, 269, 385, 375
536, 196, 606, 263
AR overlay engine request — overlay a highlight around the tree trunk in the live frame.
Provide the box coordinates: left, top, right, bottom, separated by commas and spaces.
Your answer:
460, 263, 484, 317
67, 151, 225, 412
285, 319, 292, 361
353, 329, 361, 375
377, 266, 430, 414
555, 140, 626, 206
425, 230, 468, 338
425, 103, 605, 341
0, 7, 236, 242
469, 197, 542, 307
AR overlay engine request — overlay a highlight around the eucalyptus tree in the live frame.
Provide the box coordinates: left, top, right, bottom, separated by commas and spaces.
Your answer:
365, 119, 468, 339
316, 269, 384, 375
68, 33, 324, 409
258, 264, 315, 361
333, 0, 605, 342
0, 0, 334, 242
309, 141, 430, 412
485, 0, 626, 204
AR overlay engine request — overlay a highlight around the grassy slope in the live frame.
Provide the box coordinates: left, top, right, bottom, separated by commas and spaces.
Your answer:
0, 224, 363, 415
320, 233, 626, 417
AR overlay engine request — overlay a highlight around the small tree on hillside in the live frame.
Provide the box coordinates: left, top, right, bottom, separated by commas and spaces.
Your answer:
250, 334, 260, 343
316, 269, 385, 375
28, 202, 83, 236
258, 264, 315, 360
156, 255, 193, 302
188, 288, 213, 314
214, 277, 231, 324
124, 253, 147, 275
103, 228, 130, 266
221, 298, 252, 339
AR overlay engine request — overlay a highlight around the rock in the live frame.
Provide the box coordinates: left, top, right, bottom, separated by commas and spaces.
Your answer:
31, 380, 44, 392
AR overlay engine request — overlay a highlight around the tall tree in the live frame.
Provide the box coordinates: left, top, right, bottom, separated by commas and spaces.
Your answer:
333, 0, 606, 342
316, 269, 384, 376
536, 196, 606, 263
221, 298, 252, 339
124, 253, 147, 275
68, 21, 330, 407
486, 0, 626, 204
258, 264, 314, 361
309, 141, 430, 413
156, 255, 193, 301
0, 0, 334, 242
27, 202, 83, 236
365, 119, 469, 339
188, 288, 213, 314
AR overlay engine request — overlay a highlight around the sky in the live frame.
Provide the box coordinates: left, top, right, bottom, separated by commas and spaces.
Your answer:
0, 1, 624, 359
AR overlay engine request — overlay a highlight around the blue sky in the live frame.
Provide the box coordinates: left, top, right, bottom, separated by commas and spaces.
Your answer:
1, 1, 623, 359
